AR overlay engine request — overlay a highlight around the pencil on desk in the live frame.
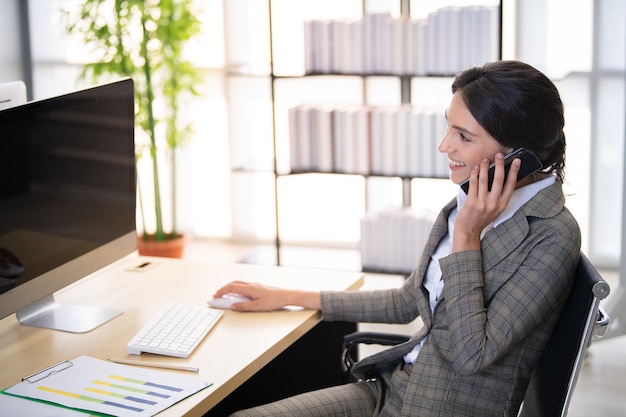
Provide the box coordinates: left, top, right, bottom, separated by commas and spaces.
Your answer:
108, 358, 199, 372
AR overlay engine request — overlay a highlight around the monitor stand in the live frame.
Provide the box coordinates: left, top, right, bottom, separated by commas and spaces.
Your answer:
15, 294, 123, 333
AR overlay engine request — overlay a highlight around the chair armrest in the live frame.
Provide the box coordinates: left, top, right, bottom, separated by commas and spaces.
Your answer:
341, 331, 410, 380
344, 331, 410, 349
593, 305, 610, 339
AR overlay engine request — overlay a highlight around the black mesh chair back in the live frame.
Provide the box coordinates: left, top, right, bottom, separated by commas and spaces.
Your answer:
518, 252, 610, 417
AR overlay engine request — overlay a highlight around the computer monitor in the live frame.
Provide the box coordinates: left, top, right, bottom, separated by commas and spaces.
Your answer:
0, 78, 136, 333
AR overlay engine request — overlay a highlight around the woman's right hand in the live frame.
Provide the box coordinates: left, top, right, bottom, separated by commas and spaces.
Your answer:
453, 153, 520, 252
212, 281, 321, 312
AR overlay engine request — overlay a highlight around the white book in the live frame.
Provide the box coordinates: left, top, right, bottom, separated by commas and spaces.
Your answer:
364, 211, 382, 270
381, 211, 393, 270
461, 7, 479, 70
419, 109, 434, 176
404, 209, 424, 271
398, 210, 413, 271
295, 105, 313, 172
380, 106, 396, 176
317, 20, 332, 73
336, 20, 352, 74
468, 6, 499, 68
348, 19, 365, 74
463, 7, 483, 68
403, 19, 415, 75
443, 7, 462, 74
426, 10, 441, 75
303, 21, 316, 74
474, 7, 489, 67
379, 16, 394, 74
369, 107, 384, 174
288, 106, 300, 172
341, 106, 356, 174
365, 14, 380, 73
414, 219, 427, 272
399, 212, 413, 272
483, 6, 500, 64
403, 18, 421, 75
363, 14, 383, 73
353, 105, 370, 175
332, 106, 346, 172
374, 212, 388, 270
394, 105, 409, 176
415, 20, 428, 76
407, 106, 422, 176
390, 18, 404, 75
438, 8, 451, 75
359, 213, 375, 269
414, 209, 436, 267
314, 105, 334, 172
308, 108, 319, 172
380, 209, 402, 271
392, 208, 409, 272
335, 105, 363, 173
329, 20, 341, 73
431, 111, 448, 177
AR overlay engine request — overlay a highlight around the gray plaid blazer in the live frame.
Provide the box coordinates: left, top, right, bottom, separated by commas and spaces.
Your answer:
321, 181, 581, 416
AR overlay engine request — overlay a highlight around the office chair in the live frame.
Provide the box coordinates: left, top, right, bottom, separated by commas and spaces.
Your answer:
341, 252, 611, 417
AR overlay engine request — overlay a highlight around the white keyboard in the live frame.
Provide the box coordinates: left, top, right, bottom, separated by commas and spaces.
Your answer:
127, 303, 223, 358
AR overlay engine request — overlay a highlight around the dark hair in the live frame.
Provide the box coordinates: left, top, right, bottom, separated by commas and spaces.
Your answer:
451, 60, 566, 181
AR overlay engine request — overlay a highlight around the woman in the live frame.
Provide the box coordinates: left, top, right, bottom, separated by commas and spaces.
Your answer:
213, 60, 581, 416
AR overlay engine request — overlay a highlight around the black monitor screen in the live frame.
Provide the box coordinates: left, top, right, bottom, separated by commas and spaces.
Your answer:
0, 79, 136, 325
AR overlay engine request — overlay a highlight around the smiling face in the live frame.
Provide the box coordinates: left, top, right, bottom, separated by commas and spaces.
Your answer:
439, 91, 513, 185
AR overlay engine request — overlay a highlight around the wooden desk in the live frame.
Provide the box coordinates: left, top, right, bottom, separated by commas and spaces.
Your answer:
0, 255, 363, 416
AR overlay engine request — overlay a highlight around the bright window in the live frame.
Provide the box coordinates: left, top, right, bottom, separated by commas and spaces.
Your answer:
6, 0, 624, 268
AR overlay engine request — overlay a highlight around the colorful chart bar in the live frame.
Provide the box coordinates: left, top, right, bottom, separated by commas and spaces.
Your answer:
108, 374, 184, 392
38, 386, 144, 412
86, 387, 157, 405
94, 380, 169, 399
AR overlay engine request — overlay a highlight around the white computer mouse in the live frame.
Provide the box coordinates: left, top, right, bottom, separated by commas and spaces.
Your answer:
207, 293, 252, 309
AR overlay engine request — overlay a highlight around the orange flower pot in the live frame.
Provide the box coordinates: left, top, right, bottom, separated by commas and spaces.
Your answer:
137, 234, 186, 258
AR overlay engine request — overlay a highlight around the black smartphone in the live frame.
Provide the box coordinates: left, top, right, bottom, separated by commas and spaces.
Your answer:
460, 147, 543, 194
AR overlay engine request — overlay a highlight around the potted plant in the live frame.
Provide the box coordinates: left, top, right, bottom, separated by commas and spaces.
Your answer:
63, 0, 203, 257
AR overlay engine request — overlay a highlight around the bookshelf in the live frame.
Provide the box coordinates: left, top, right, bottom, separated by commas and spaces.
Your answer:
227, 0, 502, 274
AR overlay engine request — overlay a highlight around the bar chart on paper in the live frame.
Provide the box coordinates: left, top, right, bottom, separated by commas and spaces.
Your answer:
3, 356, 211, 416
37, 374, 185, 413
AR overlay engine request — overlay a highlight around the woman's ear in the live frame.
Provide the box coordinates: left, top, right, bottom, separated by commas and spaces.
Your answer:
491, 147, 515, 163
503, 146, 515, 155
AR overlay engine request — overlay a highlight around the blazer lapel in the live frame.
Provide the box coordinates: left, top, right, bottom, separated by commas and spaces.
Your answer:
480, 212, 529, 271
481, 181, 565, 271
